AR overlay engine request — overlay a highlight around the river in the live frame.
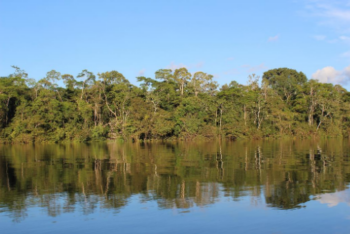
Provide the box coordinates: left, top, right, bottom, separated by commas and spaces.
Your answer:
1, 139, 350, 233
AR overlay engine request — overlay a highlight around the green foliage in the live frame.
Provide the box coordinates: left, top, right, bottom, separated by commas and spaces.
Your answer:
0, 66, 349, 143
91, 124, 108, 140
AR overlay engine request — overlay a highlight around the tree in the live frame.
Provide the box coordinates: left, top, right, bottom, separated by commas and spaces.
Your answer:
77, 70, 96, 99
62, 74, 76, 90
191, 71, 217, 97
9, 66, 28, 79
0, 67, 28, 127
263, 68, 307, 103
174, 68, 191, 96
98, 70, 129, 86
102, 72, 134, 138
155, 69, 173, 83
1, 65, 350, 142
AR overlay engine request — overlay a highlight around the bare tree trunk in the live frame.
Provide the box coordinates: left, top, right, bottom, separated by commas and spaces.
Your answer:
219, 107, 223, 132
94, 102, 98, 126
256, 100, 262, 130
308, 87, 315, 127
5, 97, 11, 124
56, 90, 63, 102
215, 109, 217, 127
80, 81, 86, 99
316, 106, 330, 131
243, 105, 247, 126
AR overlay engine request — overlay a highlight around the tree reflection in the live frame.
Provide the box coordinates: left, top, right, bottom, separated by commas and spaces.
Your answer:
0, 139, 349, 221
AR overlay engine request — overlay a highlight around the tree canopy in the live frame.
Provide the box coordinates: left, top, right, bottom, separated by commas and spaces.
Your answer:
0, 66, 349, 143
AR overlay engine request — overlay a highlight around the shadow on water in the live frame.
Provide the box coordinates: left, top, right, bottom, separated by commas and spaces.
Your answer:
1, 139, 350, 222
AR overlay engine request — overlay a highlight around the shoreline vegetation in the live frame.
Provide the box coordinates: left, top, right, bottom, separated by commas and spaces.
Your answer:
1, 66, 349, 144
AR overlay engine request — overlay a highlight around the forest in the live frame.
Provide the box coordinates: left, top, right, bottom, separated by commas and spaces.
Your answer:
0, 66, 349, 143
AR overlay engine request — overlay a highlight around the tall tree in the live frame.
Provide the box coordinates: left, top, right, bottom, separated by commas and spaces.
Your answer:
77, 70, 96, 99
263, 68, 307, 103
191, 71, 217, 97
174, 68, 191, 96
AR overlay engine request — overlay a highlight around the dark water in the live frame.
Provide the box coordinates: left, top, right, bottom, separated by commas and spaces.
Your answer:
1, 140, 350, 234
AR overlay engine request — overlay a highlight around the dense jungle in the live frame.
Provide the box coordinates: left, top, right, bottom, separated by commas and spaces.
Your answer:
1, 66, 349, 143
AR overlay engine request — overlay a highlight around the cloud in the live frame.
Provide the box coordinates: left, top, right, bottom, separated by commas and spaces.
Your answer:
193, 61, 204, 68
341, 51, 350, 57
213, 73, 221, 79
340, 35, 350, 44
313, 35, 344, 43
242, 63, 268, 73
138, 69, 145, 76
165, 61, 204, 71
323, 7, 350, 22
312, 65, 350, 84
305, 0, 350, 33
214, 63, 268, 79
313, 35, 326, 40
317, 191, 350, 208
223, 68, 238, 75
268, 35, 279, 42
327, 38, 339, 43
166, 62, 187, 70
345, 65, 350, 77
227, 57, 234, 61
304, 0, 350, 60
340, 35, 350, 40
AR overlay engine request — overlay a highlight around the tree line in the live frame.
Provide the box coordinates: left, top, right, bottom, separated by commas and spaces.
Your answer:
0, 66, 349, 142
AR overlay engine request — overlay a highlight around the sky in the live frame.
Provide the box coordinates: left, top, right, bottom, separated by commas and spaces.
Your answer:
1, 0, 350, 88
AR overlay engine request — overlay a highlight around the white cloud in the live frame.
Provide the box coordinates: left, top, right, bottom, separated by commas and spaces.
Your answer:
345, 65, 350, 77
305, 1, 350, 33
340, 36, 350, 40
223, 68, 238, 75
317, 191, 350, 208
165, 61, 204, 71
312, 35, 342, 43
314, 35, 326, 40
213, 73, 221, 79
327, 38, 338, 43
227, 57, 234, 61
341, 51, 350, 57
313, 35, 326, 40
268, 35, 279, 42
138, 69, 145, 76
193, 61, 204, 68
166, 62, 187, 70
214, 63, 268, 79
243, 63, 268, 73
304, 0, 350, 63
312, 65, 350, 84
312, 66, 341, 83
324, 8, 350, 22
339, 36, 350, 44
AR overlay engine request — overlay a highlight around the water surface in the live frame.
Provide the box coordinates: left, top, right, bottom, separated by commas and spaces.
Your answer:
1, 140, 350, 233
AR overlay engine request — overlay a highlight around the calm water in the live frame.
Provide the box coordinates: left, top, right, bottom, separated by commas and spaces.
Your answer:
1, 140, 350, 234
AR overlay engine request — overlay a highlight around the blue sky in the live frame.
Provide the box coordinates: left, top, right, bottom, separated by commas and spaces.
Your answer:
1, 0, 350, 88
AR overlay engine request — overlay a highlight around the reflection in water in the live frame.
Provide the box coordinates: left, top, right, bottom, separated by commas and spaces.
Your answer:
1, 139, 350, 222
317, 192, 350, 208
